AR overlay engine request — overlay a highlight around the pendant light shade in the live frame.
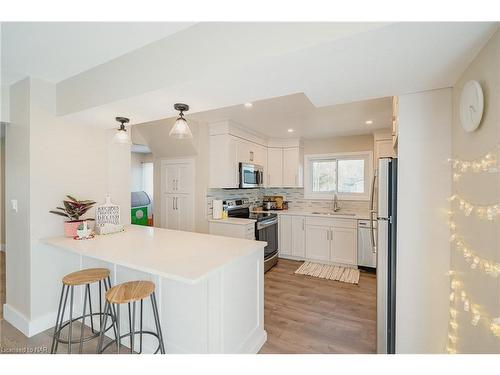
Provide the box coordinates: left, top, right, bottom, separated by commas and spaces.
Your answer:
169, 103, 192, 139
113, 117, 131, 145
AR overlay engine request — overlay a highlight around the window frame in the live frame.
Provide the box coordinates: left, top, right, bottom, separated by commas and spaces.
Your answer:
304, 151, 373, 201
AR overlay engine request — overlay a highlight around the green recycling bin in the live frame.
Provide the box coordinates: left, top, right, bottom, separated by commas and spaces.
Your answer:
131, 206, 148, 226
131, 191, 151, 226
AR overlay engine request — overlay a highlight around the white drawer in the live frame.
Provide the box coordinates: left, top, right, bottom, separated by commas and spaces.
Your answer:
305, 216, 357, 229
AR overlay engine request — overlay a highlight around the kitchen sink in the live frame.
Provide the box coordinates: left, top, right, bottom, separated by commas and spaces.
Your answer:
310, 211, 356, 216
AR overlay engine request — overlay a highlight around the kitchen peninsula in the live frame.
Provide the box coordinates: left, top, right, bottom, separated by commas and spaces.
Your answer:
43, 225, 267, 353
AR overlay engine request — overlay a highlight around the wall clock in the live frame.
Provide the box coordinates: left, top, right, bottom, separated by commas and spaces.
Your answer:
460, 80, 484, 132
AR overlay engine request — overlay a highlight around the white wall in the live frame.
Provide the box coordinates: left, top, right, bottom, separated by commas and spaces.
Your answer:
4, 77, 130, 334
5, 78, 31, 318
450, 29, 500, 353
396, 88, 452, 353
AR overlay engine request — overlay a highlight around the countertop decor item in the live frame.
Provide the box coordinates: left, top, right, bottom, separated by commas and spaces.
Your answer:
113, 116, 132, 144
95, 223, 125, 235
460, 80, 484, 132
76, 221, 92, 239
95, 195, 121, 229
49, 195, 96, 237
169, 103, 193, 139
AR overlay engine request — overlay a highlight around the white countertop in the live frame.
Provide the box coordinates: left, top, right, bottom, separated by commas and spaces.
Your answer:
208, 217, 256, 225
251, 209, 371, 220
42, 225, 266, 285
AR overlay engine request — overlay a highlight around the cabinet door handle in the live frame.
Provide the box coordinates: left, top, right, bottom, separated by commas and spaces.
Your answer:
172, 197, 175, 210
176, 197, 178, 210
250, 151, 254, 162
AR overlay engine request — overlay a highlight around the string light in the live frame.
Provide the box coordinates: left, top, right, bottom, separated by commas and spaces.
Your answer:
447, 274, 500, 343
448, 194, 500, 221
448, 145, 499, 181
448, 217, 500, 278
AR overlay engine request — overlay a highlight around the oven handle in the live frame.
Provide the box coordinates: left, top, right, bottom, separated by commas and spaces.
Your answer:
257, 217, 278, 230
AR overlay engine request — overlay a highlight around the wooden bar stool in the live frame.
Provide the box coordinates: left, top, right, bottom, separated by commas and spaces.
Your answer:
50, 268, 116, 354
97, 280, 165, 354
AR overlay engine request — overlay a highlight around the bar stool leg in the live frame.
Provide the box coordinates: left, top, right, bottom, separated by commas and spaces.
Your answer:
104, 277, 118, 341
130, 302, 136, 354
97, 300, 110, 353
50, 284, 66, 354
79, 284, 89, 353
139, 299, 143, 354
150, 292, 165, 354
54, 285, 70, 353
87, 284, 95, 334
68, 286, 74, 354
116, 304, 121, 354
98, 280, 102, 333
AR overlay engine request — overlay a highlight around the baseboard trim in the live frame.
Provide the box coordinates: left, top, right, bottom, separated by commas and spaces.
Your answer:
236, 328, 267, 354
3, 304, 30, 336
3, 304, 57, 338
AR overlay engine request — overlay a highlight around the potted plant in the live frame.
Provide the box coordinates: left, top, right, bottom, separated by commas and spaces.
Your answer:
50, 195, 96, 237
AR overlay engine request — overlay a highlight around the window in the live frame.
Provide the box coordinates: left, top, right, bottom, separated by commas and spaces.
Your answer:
305, 152, 373, 200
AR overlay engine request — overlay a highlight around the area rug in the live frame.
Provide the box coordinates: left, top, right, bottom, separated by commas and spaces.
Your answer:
294, 261, 360, 285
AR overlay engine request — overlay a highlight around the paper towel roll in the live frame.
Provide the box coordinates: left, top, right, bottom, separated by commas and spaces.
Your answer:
212, 200, 223, 219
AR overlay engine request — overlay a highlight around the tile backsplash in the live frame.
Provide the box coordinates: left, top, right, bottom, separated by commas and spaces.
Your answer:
206, 188, 370, 218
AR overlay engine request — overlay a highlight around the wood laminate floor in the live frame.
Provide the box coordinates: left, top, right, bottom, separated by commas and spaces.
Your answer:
259, 259, 376, 354
0, 256, 376, 354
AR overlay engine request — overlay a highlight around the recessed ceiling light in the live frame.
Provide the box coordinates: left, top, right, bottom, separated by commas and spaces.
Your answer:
287, 128, 294, 133
365, 120, 373, 125
244, 102, 253, 108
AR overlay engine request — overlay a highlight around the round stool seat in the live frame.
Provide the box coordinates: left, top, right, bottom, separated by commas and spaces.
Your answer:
62, 268, 110, 286
105, 280, 155, 304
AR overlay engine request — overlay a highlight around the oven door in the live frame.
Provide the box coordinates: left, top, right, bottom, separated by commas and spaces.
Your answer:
256, 217, 278, 259
239, 163, 263, 188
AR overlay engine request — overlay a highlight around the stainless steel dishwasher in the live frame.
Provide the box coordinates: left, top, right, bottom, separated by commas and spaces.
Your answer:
358, 219, 377, 269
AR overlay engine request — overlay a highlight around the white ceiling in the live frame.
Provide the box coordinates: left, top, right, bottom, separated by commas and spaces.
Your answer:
53, 22, 498, 134
2, 22, 498, 139
189, 93, 392, 138
0, 22, 195, 85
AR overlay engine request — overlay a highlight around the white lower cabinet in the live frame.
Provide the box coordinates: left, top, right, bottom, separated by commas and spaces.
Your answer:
304, 224, 330, 262
330, 227, 358, 265
291, 216, 306, 257
279, 214, 358, 266
279, 215, 292, 256
209, 221, 255, 240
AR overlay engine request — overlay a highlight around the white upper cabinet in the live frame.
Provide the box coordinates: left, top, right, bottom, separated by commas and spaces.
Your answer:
267, 147, 283, 187
374, 130, 395, 166
208, 121, 302, 189
267, 146, 303, 188
237, 139, 267, 167
209, 133, 239, 188
283, 147, 303, 188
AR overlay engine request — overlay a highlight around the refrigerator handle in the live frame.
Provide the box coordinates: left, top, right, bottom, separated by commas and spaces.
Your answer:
369, 170, 377, 252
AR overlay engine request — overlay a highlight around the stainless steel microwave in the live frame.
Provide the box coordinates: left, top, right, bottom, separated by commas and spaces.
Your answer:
239, 163, 264, 188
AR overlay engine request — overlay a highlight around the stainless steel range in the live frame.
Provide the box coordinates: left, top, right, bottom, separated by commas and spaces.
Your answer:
224, 199, 278, 272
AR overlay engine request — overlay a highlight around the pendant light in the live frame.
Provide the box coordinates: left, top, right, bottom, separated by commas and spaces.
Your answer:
169, 103, 192, 139
113, 116, 131, 144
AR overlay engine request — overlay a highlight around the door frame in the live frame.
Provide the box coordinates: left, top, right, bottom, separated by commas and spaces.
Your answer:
160, 158, 195, 231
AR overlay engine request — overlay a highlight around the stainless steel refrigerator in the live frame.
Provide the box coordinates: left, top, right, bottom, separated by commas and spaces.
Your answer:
371, 157, 398, 354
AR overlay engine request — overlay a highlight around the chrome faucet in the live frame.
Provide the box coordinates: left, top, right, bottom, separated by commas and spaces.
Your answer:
333, 193, 341, 212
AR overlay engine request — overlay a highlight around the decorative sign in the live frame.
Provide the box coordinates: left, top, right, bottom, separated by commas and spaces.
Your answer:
95, 195, 121, 228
